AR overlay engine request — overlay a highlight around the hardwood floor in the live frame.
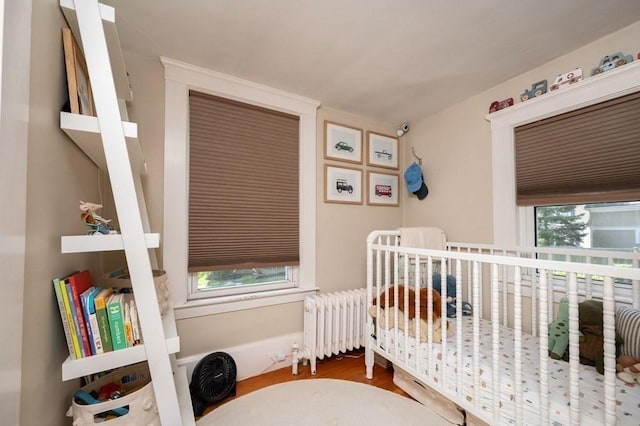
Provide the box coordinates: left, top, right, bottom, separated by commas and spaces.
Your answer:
199, 349, 410, 419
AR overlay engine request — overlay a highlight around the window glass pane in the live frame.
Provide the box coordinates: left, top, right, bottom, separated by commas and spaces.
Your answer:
196, 267, 288, 291
535, 201, 640, 250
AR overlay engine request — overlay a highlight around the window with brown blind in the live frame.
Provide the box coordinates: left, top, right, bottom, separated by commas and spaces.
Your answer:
514, 91, 640, 206
188, 90, 300, 275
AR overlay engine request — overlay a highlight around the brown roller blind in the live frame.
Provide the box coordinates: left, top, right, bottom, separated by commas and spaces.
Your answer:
188, 90, 300, 271
515, 91, 640, 206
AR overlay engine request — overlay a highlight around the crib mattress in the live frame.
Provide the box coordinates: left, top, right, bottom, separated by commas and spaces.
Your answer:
375, 317, 640, 425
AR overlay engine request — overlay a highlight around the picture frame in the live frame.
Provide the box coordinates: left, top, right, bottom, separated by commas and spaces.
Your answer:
324, 164, 362, 204
62, 28, 95, 116
367, 171, 399, 207
367, 131, 398, 169
324, 121, 363, 164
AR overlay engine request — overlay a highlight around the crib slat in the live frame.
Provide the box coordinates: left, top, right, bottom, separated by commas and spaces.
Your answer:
567, 273, 580, 426
537, 269, 550, 425
491, 263, 501, 423
603, 276, 616, 425
513, 266, 523, 425
472, 261, 481, 412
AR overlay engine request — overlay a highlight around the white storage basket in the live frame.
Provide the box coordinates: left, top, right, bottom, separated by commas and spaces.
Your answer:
69, 363, 160, 426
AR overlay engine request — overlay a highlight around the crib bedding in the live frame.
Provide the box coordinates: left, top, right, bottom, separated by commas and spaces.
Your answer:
375, 316, 640, 425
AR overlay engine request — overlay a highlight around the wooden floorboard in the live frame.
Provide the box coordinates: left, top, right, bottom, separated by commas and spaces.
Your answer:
198, 349, 409, 419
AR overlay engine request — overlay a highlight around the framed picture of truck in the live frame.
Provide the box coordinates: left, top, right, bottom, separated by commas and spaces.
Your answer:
367, 171, 399, 207
325, 164, 362, 204
324, 120, 363, 164
367, 131, 398, 169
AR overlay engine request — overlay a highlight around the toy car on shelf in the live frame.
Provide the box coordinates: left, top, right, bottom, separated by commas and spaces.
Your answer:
489, 98, 514, 113
549, 68, 583, 91
520, 80, 547, 102
590, 52, 634, 76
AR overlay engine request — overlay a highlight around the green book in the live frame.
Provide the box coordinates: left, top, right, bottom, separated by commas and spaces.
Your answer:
94, 288, 113, 352
107, 293, 126, 350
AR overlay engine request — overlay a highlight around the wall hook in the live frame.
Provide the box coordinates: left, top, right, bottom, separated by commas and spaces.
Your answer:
411, 147, 423, 165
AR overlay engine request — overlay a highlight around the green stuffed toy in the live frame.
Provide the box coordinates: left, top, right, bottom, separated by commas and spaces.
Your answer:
548, 297, 570, 359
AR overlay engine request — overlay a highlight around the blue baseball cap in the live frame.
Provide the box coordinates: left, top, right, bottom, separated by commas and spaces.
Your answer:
404, 162, 429, 200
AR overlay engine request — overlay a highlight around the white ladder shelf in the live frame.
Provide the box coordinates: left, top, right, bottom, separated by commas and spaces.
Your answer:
59, 1, 194, 424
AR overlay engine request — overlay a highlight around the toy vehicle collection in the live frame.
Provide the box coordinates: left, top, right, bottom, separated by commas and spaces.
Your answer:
590, 52, 634, 76
520, 80, 548, 101
549, 68, 583, 91
489, 98, 514, 113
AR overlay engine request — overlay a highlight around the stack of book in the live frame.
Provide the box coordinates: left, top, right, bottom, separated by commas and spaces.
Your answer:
52, 270, 142, 359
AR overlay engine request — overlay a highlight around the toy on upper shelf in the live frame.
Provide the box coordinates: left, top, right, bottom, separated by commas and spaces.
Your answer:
80, 201, 118, 235
489, 97, 514, 113
590, 52, 634, 76
550, 68, 583, 91
520, 80, 547, 102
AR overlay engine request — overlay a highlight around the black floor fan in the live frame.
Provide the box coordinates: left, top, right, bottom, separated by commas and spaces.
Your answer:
189, 351, 237, 417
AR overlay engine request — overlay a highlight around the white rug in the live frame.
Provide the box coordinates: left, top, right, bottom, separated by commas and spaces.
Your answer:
197, 378, 453, 425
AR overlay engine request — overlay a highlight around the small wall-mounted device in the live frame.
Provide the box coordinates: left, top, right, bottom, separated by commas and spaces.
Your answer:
397, 123, 410, 137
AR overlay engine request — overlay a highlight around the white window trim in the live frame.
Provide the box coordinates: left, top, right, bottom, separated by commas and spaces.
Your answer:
487, 61, 640, 246
161, 57, 321, 318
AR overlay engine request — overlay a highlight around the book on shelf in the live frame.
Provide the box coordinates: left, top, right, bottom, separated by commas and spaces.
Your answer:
67, 270, 93, 357
94, 287, 114, 352
52, 277, 77, 359
107, 293, 127, 350
57, 275, 82, 359
64, 278, 86, 357
81, 286, 104, 355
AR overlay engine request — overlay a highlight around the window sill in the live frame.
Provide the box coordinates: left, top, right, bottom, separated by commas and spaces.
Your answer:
173, 286, 319, 319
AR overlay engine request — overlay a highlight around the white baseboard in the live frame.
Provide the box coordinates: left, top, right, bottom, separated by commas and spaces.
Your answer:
177, 332, 303, 382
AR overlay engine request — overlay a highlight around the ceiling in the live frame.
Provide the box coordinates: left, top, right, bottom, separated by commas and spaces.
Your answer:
103, 0, 640, 124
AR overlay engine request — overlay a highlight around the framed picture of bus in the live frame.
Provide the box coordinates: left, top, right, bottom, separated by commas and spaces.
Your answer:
324, 165, 362, 204
367, 171, 399, 206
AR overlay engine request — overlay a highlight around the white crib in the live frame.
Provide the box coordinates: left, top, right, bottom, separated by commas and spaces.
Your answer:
365, 230, 640, 426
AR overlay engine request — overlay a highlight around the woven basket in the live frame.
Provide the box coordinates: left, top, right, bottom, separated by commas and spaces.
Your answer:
103, 269, 170, 317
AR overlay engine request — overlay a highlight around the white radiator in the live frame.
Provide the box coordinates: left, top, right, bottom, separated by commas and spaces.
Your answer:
292, 288, 367, 375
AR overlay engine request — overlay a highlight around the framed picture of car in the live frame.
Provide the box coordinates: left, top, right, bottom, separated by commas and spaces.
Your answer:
325, 164, 362, 204
324, 121, 363, 164
367, 131, 398, 169
367, 171, 399, 207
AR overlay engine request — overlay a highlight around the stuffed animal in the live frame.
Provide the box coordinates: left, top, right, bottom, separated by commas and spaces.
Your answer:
616, 355, 640, 385
578, 299, 605, 373
372, 285, 442, 321
368, 305, 452, 343
432, 274, 473, 318
548, 297, 570, 359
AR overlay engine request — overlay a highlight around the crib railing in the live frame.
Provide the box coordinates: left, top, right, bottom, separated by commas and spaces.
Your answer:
365, 230, 640, 426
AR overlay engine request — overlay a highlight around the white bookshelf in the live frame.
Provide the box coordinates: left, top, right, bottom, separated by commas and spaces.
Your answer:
61, 233, 160, 253
62, 307, 180, 381
58, 1, 193, 424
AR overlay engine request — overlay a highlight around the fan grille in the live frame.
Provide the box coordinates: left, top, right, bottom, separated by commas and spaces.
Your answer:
192, 352, 237, 403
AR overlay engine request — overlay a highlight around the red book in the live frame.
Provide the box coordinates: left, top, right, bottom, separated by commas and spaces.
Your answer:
67, 270, 93, 356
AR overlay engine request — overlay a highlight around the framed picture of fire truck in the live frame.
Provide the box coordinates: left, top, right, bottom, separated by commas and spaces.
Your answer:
367, 171, 399, 206
324, 164, 362, 204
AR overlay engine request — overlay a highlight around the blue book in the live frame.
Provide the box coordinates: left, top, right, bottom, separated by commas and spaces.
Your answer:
85, 287, 103, 354
80, 286, 99, 355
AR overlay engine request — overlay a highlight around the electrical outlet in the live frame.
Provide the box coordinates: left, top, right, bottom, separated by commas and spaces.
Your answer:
269, 351, 287, 362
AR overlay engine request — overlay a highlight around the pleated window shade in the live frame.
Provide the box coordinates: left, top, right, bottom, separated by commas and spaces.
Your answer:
514, 91, 640, 206
188, 90, 300, 272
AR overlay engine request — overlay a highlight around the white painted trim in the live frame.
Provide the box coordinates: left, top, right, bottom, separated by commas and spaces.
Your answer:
487, 61, 640, 245
161, 58, 320, 315
0, 1, 30, 425
177, 332, 303, 382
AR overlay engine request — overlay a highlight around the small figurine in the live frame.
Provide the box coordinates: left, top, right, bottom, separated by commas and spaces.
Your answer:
80, 201, 117, 235
489, 98, 514, 113
549, 68, 583, 91
520, 80, 548, 102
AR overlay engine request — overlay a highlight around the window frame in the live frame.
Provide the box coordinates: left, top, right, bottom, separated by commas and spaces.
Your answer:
488, 61, 640, 247
161, 58, 320, 318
